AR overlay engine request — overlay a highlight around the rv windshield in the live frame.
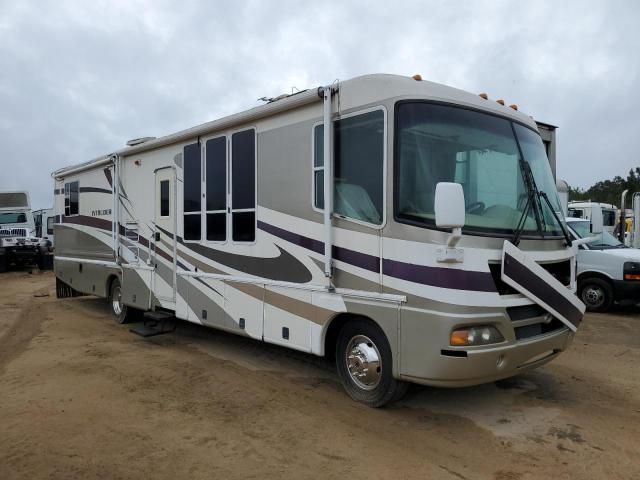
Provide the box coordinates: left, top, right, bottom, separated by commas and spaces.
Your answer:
0, 212, 27, 225
395, 102, 564, 236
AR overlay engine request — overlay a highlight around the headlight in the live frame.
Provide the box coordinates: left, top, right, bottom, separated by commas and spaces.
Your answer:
450, 325, 505, 346
623, 262, 640, 281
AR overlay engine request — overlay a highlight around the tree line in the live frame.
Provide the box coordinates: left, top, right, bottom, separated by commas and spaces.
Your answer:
569, 167, 640, 207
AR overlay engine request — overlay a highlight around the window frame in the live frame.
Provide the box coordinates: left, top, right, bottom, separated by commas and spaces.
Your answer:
229, 126, 257, 245
46, 216, 54, 235
203, 134, 228, 245
159, 179, 170, 218
64, 180, 80, 217
182, 141, 202, 243
310, 105, 388, 230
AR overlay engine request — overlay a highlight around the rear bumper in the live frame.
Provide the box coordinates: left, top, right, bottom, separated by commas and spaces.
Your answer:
613, 279, 640, 302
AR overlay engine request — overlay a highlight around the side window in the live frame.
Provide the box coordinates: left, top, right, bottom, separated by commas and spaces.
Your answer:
64, 181, 79, 216
205, 137, 227, 242
231, 129, 256, 242
183, 142, 201, 241
313, 110, 385, 225
160, 180, 170, 217
46, 216, 54, 235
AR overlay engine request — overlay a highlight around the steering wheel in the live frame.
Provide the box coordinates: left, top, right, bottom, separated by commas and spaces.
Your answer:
466, 201, 485, 214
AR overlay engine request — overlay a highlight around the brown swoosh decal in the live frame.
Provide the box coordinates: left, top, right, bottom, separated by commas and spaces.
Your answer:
156, 226, 312, 284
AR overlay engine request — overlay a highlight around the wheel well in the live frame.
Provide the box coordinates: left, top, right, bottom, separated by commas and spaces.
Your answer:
105, 274, 119, 298
323, 313, 380, 360
577, 272, 613, 289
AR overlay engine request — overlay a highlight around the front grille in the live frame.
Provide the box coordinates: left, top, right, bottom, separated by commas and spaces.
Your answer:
540, 260, 571, 287
489, 259, 572, 295
506, 305, 566, 340
0, 229, 10, 236
10, 228, 27, 237
514, 319, 566, 340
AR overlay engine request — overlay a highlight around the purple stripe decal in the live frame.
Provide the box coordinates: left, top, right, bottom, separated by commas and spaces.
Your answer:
257, 221, 323, 254
258, 220, 496, 292
333, 245, 379, 273
382, 259, 496, 292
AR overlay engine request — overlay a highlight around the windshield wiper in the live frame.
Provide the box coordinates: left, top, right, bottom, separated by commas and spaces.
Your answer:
512, 158, 573, 247
512, 157, 545, 246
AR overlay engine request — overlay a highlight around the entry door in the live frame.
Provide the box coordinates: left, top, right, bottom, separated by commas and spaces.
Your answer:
153, 168, 177, 303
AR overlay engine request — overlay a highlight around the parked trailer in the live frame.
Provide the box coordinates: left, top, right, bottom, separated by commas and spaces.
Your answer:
52, 74, 584, 406
33, 207, 55, 247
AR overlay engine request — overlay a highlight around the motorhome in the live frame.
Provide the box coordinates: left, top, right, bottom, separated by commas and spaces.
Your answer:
52, 74, 584, 406
33, 208, 55, 246
0, 191, 53, 271
568, 201, 617, 234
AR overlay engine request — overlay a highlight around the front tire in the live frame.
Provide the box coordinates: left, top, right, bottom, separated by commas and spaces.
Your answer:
579, 277, 613, 312
335, 319, 408, 407
109, 278, 130, 324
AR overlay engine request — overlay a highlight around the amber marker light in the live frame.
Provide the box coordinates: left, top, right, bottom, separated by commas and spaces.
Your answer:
496, 99, 505, 105
510, 104, 518, 110
450, 330, 469, 346
412, 74, 423, 81
624, 273, 640, 280
479, 93, 488, 99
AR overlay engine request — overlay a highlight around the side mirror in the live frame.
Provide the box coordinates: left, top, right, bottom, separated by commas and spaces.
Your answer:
590, 205, 603, 235
435, 182, 465, 229
435, 182, 465, 251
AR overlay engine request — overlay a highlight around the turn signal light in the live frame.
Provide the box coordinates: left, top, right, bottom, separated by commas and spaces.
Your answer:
624, 273, 640, 280
450, 326, 504, 346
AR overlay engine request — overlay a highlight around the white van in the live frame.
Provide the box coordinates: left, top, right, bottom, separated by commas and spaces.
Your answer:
566, 217, 640, 311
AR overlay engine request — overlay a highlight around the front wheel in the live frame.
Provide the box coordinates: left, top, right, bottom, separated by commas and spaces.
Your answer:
109, 278, 131, 324
335, 319, 408, 407
579, 277, 613, 312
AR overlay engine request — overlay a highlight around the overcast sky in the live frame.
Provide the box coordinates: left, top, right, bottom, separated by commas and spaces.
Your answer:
1, 0, 639, 209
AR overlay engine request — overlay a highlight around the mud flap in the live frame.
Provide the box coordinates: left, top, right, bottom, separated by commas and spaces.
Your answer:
501, 241, 585, 332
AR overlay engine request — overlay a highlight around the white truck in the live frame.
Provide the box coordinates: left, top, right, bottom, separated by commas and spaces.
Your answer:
566, 216, 640, 311
0, 192, 53, 272
567, 201, 618, 235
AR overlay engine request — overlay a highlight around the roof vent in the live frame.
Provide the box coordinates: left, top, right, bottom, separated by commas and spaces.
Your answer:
126, 137, 156, 147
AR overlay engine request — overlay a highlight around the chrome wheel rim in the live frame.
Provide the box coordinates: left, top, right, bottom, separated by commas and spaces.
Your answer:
582, 285, 604, 308
112, 286, 123, 316
345, 335, 382, 390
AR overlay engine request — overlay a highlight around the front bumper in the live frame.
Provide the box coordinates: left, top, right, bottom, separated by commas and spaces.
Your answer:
613, 279, 640, 302
400, 313, 574, 388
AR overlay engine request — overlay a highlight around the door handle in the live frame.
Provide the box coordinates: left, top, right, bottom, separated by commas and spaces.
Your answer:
155, 232, 160, 241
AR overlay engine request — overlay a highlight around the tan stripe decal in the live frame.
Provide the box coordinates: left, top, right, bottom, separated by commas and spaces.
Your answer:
178, 248, 335, 326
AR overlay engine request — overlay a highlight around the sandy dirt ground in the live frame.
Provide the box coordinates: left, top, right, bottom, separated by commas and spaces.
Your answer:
0, 270, 639, 480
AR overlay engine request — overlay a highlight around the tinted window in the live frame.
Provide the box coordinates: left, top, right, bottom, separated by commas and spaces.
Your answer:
313, 111, 384, 224
206, 137, 226, 211
232, 129, 255, 210
232, 211, 255, 242
183, 142, 201, 212
47, 217, 54, 235
184, 214, 201, 241
207, 213, 226, 241
65, 181, 79, 216
160, 180, 170, 217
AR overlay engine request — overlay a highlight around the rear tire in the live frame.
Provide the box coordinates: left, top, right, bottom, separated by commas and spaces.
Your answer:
109, 278, 131, 324
579, 277, 613, 312
335, 319, 408, 407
